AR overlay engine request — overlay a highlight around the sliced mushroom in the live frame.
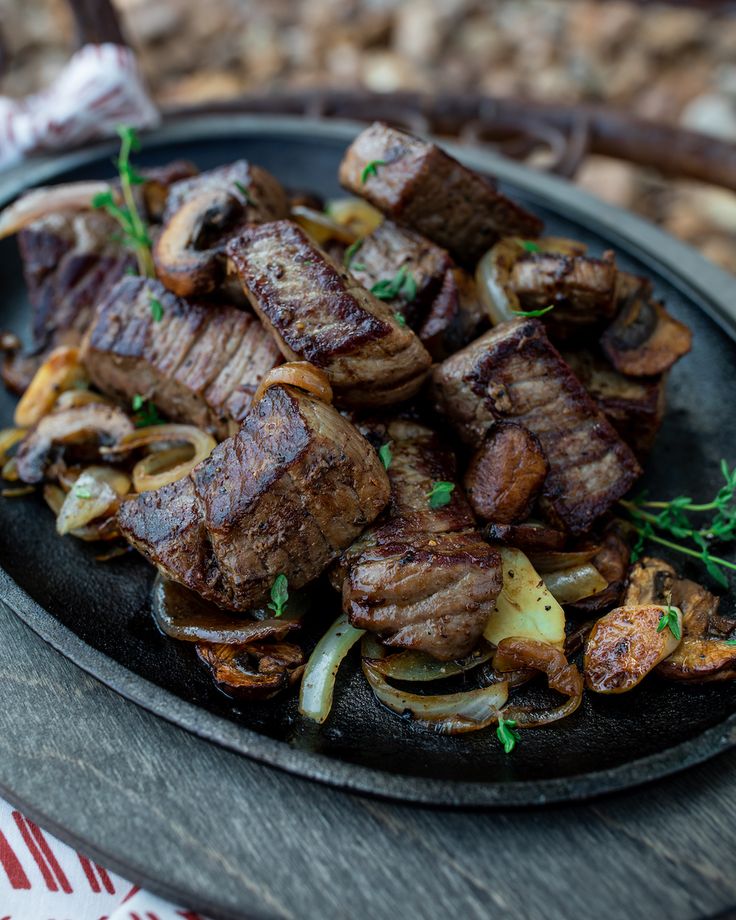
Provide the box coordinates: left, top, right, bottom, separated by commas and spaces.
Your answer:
15, 404, 134, 484
657, 639, 736, 683
584, 604, 682, 693
484, 520, 567, 552
464, 421, 548, 523
153, 161, 289, 298
623, 556, 676, 606
0, 332, 40, 396
196, 641, 306, 700
602, 273, 692, 376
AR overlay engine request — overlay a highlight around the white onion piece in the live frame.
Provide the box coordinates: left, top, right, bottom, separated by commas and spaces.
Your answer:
14, 346, 88, 427
362, 659, 509, 734
103, 424, 215, 492
44, 482, 120, 541
291, 205, 357, 245
0, 181, 111, 238
326, 197, 383, 237
299, 612, 365, 724
363, 632, 494, 682
54, 389, 112, 410
542, 564, 608, 604
56, 467, 129, 535
2, 457, 19, 482
475, 240, 523, 326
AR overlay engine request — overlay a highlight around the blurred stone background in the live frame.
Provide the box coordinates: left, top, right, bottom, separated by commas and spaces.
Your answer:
1, 0, 735, 271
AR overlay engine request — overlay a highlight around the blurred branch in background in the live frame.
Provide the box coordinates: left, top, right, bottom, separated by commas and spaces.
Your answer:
1, 0, 735, 271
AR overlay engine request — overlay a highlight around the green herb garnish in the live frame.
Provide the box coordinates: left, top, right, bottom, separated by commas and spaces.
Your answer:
496, 716, 520, 754
92, 125, 154, 277
726, 638, 736, 646
149, 294, 164, 323
360, 160, 386, 184
426, 481, 455, 509
75, 486, 92, 499
511, 304, 555, 318
378, 443, 392, 470
131, 395, 163, 428
344, 238, 363, 267
371, 266, 417, 303
657, 605, 681, 641
620, 460, 736, 588
268, 573, 289, 618
394, 312, 406, 327
234, 180, 253, 204
520, 239, 541, 252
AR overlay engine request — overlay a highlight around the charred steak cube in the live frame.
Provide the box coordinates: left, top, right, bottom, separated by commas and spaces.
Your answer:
346, 220, 488, 360
82, 276, 280, 439
432, 318, 642, 534
227, 220, 431, 407
118, 384, 391, 610
335, 420, 502, 660
338, 122, 542, 265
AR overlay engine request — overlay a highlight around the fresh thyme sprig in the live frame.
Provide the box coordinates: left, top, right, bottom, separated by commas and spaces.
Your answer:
131, 394, 163, 428
427, 481, 455, 510
519, 239, 541, 253
92, 125, 154, 278
361, 159, 386, 184
496, 716, 520, 754
268, 574, 289, 618
378, 442, 392, 470
619, 460, 736, 588
657, 605, 681, 641
371, 266, 417, 303
512, 304, 555, 318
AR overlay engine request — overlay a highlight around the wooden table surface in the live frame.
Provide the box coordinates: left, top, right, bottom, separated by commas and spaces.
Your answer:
0, 599, 734, 920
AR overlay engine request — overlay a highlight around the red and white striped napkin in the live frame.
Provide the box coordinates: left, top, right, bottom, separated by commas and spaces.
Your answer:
0, 799, 210, 919
0, 43, 159, 170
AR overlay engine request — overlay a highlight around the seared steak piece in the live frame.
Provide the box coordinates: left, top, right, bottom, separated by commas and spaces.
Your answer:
347, 220, 488, 360
19, 210, 136, 352
602, 273, 692, 376
432, 319, 642, 534
82, 276, 280, 439
563, 347, 666, 457
118, 384, 391, 610
335, 419, 502, 660
339, 122, 542, 265
154, 160, 290, 300
16, 162, 197, 354
464, 421, 548, 523
227, 221, 431, 407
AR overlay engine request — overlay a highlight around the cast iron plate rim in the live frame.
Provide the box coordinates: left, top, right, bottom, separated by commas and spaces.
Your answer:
1, 114, 735, 809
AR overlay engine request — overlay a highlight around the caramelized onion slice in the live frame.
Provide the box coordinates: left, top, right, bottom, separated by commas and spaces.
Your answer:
104, 424, 216, 490
0, 181, 111, 238
493, 637, 584, 728
0, 428, 27, 465
475, 239, 522, 325
542, 564, 608, 605
299, 612, 365, 724
132, 445, 198, 493
326, 198, 383, 238
362, 632, 494, 682
362, 657, 509, 734
291, 205, 357, 245
14, 346, 88, 428
43, 483, 120, 541
253, 362, 333, 406
527, 547, 600, 573
54, 389, 113, 411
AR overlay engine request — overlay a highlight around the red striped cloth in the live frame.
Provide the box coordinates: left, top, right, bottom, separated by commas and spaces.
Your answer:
0, 43, 159, 170
0, 798, 209, 918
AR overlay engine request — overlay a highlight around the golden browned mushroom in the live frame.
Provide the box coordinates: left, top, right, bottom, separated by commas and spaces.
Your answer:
584, 603, 682, 693
15, 404, 134, 484
196, 641, 306, 700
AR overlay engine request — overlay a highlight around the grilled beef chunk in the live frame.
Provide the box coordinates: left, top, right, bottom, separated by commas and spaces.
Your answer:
16, 163, 197, 354
432, 319, 642, 534
339, 122, 542, 265
602, 273, 692, 376
154, 160, 290, 299
347, 220, 487, 360
563, 348, 666, 458
464, 421, 548, 523
82, 276, 280, 439
19, 210, 136, 352
118, 384, 391, 610
335, 419, 502, 660
227, 220, 432, 407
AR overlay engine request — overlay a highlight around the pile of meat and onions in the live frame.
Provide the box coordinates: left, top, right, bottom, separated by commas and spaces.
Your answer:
1, 122, 734, 750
